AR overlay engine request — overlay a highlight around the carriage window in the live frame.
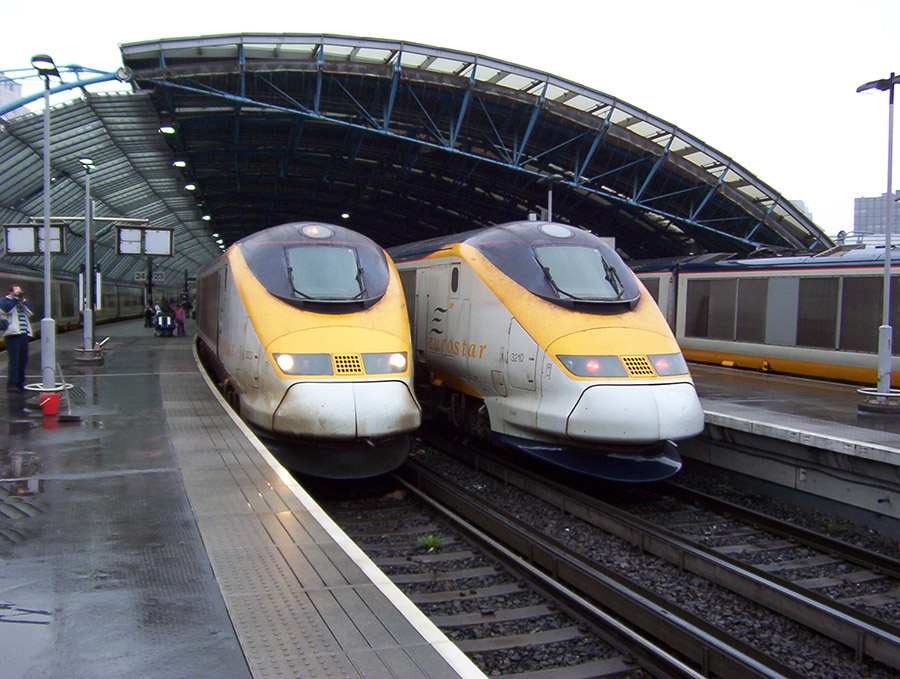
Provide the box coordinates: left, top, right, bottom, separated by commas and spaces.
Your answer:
841, 276, 880, 352
641, 276, 660, 303
736, 278, 767, 343
534, 245, 626, 300
707, 279, 737, 340
286, 245, 363, 299
841, 275, 900, 354
685, 278, 736, 339
797, 277, 838, 349
685, 279, 710, 337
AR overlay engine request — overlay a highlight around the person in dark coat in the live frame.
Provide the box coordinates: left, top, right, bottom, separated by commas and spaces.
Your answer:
1, 285, 34, 392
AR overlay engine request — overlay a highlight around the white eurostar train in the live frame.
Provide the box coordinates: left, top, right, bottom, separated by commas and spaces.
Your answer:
390, 220, 704, 482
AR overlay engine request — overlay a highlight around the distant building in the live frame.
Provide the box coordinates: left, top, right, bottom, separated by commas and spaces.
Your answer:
854, 190, 900, 235
791, 199, 813, 222
0, 73, 28, 120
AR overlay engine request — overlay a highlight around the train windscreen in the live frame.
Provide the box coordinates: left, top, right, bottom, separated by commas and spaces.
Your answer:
286, 245, 363, 300
534, 245, 625, 301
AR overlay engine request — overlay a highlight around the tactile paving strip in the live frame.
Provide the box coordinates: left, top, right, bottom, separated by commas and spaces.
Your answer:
159, 345, 480, 679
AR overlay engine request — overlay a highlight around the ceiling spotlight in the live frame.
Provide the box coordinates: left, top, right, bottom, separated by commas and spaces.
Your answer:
172, 159, 186, 168
341, 212, 350, 219
158, 115, 177, 135
184, 183, 196, 191
202, 214, 211, 221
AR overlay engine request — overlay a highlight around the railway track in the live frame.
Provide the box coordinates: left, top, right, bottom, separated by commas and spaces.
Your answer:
318, 460, 823, 678
318, 477, 659, 678
402, 436, 900, 678
642, 483, 900, 627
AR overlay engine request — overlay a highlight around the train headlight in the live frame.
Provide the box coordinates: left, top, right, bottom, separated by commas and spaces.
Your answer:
273, 353, 334, 375
557, 355, 627, 377
649, 353, 690, 376
362, 352, 408, 374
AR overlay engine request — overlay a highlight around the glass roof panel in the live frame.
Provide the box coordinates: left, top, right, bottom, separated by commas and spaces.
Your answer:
323, 45, 356, 60
492, 72, 538, 91
667, 136, 693, 153
564, 94, 602, 112
424, 57, 468, 74
627, 120, 666, 139
682, 150, 718, 168
245, 43, 316, 60
609, 108, 634, 125
398, 51, 431, 69
736, 184, 769, 201
353, 47, 396, 64
470, 64, 502, 82
542, 83, 569, 100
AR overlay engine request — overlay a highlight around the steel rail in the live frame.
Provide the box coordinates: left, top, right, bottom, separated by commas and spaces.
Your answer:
398, 461, 805, 679
663, 482, 900, 581
427, 443, 900, 671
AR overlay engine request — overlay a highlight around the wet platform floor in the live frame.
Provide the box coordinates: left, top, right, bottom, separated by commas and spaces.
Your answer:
691, 363, 900, 454
0, 319, 482, 679
1, 322, 250, 677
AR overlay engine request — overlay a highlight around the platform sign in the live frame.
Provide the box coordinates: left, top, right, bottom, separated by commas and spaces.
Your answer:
118, 228, 143, 254
134, 271, 147, 282
145, 229, 173, 256
117, 227, 174, 257
4, 224, 65, 254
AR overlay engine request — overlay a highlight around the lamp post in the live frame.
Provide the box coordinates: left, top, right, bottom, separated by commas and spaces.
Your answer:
540, 173, 564, 222
857, 73, 900, 398
79, 157, 97, 359
32, 54, 59, 391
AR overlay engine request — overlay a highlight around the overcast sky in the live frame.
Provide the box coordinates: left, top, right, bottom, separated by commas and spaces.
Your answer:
3, 0, 898, 239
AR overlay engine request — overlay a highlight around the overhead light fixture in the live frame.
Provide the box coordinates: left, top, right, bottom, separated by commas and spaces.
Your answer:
184, 183, 196, 191
158, 115, 176, 135
31, 54, 59, 79
202, 214, 211, 221
172, 159, 186, 168
341, 212, 350, 219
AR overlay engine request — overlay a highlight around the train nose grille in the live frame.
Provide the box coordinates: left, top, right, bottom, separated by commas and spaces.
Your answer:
622, 355, 655, 377
333, 354, 363, 375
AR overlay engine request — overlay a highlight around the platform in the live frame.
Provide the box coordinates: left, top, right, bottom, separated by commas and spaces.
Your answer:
687, 363, 900, 531
0, 319, 485, 679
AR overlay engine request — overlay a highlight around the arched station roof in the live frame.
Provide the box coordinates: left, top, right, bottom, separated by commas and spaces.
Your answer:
1, 34, 832, 287
0, 89, 220, 286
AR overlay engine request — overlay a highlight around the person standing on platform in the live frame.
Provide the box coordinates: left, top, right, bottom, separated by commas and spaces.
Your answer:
174, 303, 186, 337
1, 285, 34, 392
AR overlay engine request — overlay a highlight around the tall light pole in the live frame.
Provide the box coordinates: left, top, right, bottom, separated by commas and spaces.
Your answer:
32, 54, 59, 391
540, 173, 564, 221
79, 157, 97, 360
858, 73, 900, 398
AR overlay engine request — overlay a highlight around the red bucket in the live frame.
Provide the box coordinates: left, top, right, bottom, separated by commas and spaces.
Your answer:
40, 392, 61, 416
